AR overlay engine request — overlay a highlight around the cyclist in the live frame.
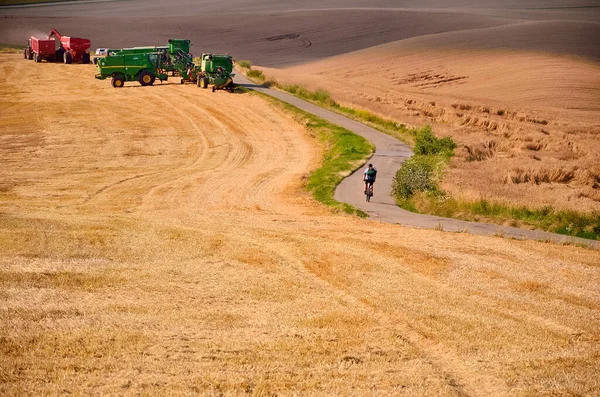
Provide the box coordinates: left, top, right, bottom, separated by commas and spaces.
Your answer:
363, 163, 377, 196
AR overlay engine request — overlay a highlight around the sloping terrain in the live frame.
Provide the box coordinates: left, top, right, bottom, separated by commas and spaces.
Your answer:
1, 54, 599, 395
260, 19, 600, 213
1, 0, 599, 67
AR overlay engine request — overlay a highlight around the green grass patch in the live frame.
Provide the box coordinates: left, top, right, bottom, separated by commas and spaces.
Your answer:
407, 195, 600, 240
246, 69, 265, 82
236, 59, 253, 69
243, 88, 373, 216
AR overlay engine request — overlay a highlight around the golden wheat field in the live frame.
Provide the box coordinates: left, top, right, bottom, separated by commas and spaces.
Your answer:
1, 53, 600, 395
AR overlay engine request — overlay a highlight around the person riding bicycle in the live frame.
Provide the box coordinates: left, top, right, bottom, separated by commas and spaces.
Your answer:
363, 163, 377, 195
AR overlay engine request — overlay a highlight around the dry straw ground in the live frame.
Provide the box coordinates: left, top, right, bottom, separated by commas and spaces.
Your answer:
1, 54, 600, 395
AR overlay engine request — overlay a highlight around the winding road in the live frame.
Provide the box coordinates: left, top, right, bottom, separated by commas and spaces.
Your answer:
236, 73, 599, 249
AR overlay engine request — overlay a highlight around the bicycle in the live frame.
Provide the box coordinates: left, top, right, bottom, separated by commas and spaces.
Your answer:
365, 181, 374, 202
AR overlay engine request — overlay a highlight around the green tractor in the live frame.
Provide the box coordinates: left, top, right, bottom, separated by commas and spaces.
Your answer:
95, 51, 168, 87
197, 53, 235, 92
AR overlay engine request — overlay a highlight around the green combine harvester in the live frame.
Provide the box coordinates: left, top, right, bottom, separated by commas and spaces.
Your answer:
95, 51, 168, 87
95, 39, 234, 92
95, 39, 190, 87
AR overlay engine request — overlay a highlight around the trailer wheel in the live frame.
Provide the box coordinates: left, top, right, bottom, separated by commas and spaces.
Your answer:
200, 77, 209, 89
111, 75, 125, 88
212, 86, 216, 92
138, 71, 155, 87
63, 51, 72, 64
27, 49, 33, 60
34, 53, 41, 63
23, 48, 27, 59
82, 52, 90, 64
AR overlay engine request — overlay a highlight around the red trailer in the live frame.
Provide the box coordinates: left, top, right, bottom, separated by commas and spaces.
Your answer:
49, 29, 91, 64
24, 36, 57, 63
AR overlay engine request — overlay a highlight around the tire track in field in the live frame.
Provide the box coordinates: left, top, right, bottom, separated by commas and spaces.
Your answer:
80, 90, 209, 210
239, 233, 507, 397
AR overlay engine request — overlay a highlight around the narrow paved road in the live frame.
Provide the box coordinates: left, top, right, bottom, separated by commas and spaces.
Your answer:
236, 74, 599, 249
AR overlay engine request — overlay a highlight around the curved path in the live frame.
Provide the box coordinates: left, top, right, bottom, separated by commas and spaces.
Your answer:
236, 74, 599, 249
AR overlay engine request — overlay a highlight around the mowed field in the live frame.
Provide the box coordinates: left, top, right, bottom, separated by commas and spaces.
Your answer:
1, 54, 600, 395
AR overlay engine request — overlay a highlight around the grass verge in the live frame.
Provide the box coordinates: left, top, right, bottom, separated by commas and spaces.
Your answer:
409, 195, 600, 240
242, 87, 374, 216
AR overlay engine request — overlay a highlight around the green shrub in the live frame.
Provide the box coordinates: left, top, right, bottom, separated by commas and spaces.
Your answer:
414, 127, 456, 156
392, 156, 440, 199
247, 69, 265, 81
237, 60, 253, 69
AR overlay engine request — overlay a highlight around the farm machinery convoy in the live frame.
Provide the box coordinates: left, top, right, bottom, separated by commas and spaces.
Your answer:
94, 39, 235, 91
23, 34, 235, 92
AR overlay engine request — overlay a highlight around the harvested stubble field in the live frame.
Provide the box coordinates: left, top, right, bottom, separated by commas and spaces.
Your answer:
1, 54, 600, 395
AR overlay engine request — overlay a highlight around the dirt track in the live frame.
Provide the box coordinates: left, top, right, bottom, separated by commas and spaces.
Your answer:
1, 54, 600, 395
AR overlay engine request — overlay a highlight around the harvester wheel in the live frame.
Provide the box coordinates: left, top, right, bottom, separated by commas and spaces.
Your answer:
82, 52, 90, 64
212, 86, 216, 92
63, 52, 72, 64
201, 78, 209, 89
138, 71, 155, 87
111, 75, 125, 88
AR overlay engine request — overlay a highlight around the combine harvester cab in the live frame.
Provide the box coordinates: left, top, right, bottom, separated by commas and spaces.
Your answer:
24, 36, 56, 63
198, 53, 235, 92
95, 52, 168, 88
49, 29, 91, 64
